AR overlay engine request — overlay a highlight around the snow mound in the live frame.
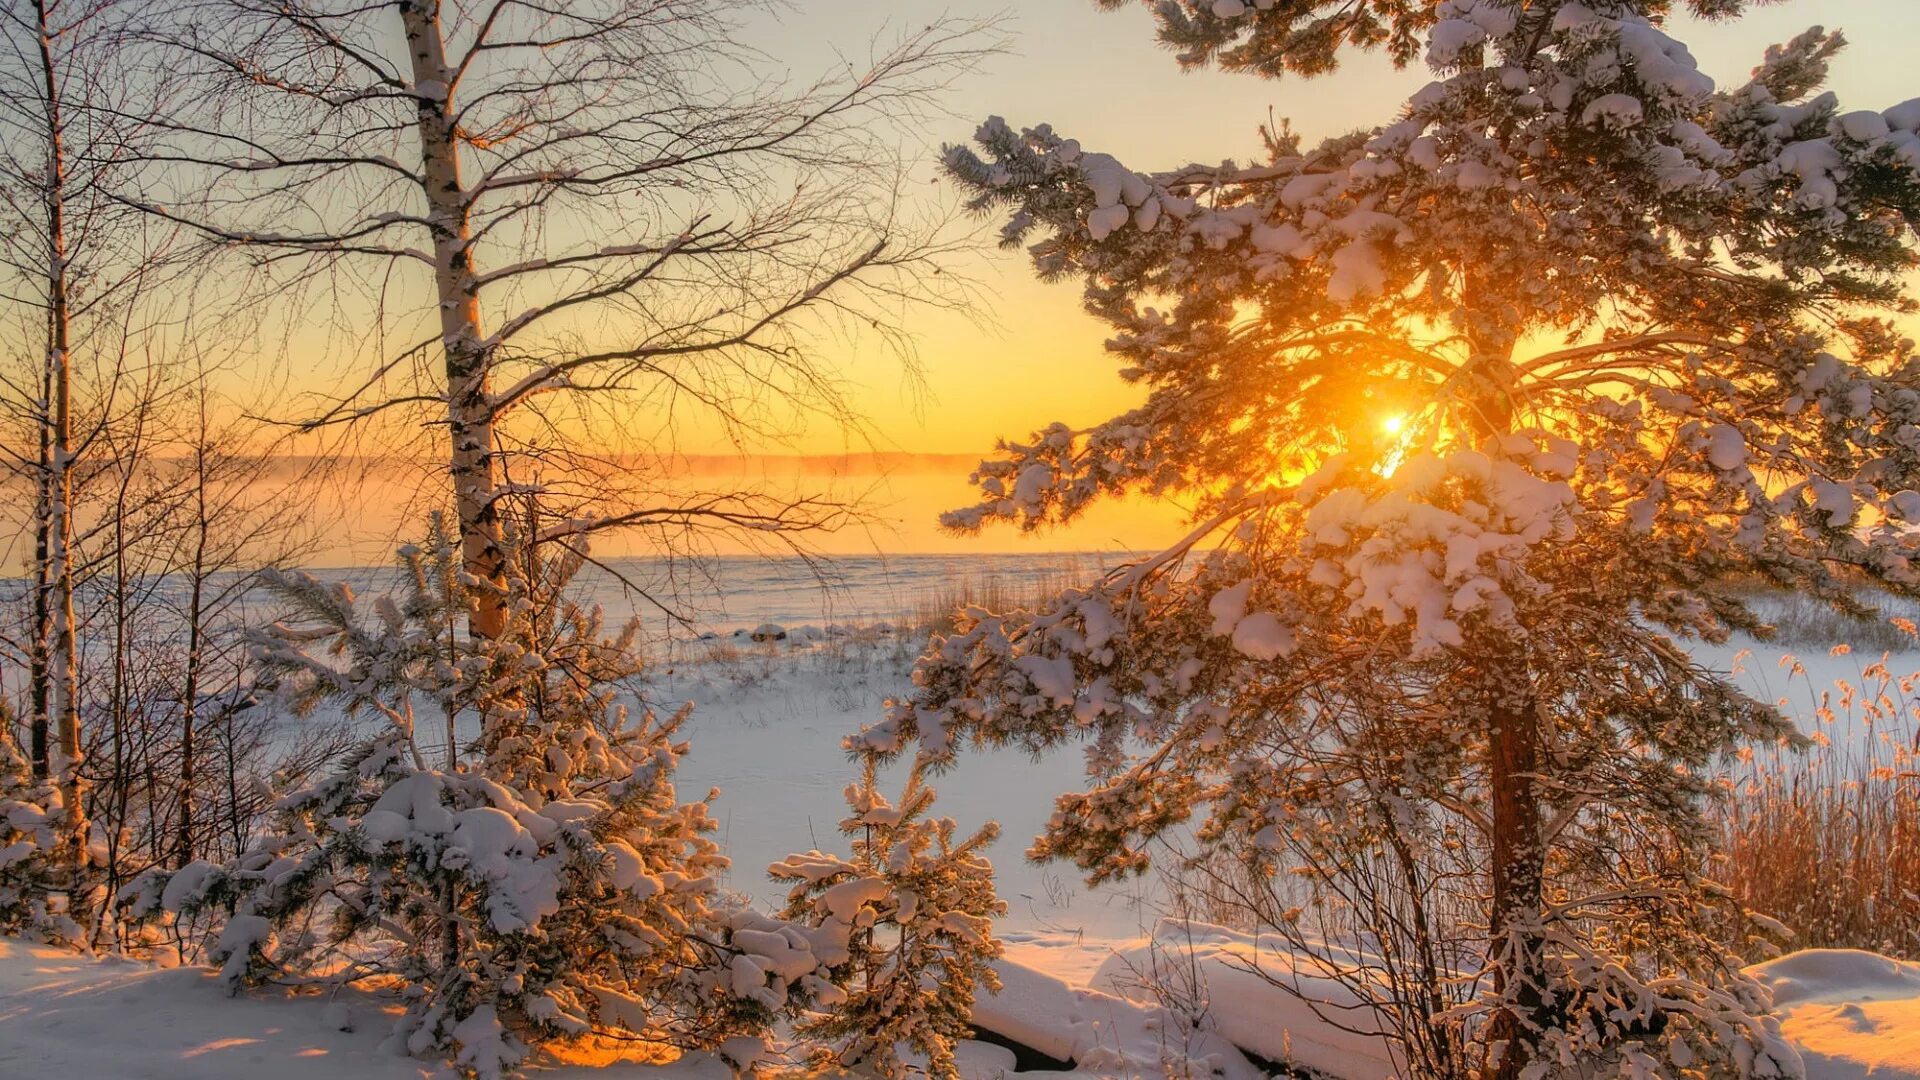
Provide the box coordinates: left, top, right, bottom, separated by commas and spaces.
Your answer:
1749, 950, 1920, 1080
975, 954, 1264, 1079
1090, 919, 1397, 1078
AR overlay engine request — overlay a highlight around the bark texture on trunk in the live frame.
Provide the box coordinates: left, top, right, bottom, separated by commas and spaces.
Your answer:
1483, 657, 1549, 1080
34, 0, 87, 894
400, 0, 507, 641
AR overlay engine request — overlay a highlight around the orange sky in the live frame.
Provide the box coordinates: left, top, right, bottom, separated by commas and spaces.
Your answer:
194, 1, 1920, 560
277, 453, 1194, 566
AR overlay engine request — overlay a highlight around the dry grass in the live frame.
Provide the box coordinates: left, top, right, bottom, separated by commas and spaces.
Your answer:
1713, 645, 1920, 959
1156, 635, 1920, 965
908, 569, 1080, 640
692, 637, 783, 687
677, 568, 1089, 702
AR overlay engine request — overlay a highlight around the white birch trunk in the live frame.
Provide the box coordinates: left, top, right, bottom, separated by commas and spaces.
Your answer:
400, 0, 507, 641
34, 0, 87, 890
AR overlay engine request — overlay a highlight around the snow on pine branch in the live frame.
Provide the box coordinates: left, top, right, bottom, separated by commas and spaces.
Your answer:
886, 6, 1920, 1075
937, 9, 1920, 587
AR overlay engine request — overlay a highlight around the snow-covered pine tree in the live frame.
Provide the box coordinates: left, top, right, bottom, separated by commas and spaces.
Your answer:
858, 3, 1920, 1077
0, 726, 77, 944
769, 761, 1004, 1080
125, 518, 799, 1078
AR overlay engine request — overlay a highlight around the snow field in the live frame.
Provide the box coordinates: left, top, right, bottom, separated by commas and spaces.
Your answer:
7, 932, 1920, 1078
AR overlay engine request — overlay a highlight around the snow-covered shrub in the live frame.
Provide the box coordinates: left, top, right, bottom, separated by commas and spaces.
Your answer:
0, 734, 78, 944
125, 519, 791, 1078
770, 762, 1004, 1080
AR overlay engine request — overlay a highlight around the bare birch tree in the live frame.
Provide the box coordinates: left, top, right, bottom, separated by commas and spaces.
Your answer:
0, 0, 87, 874
1, 0, 194, 927
0, 0, 160, 901
129, 0, 989, 641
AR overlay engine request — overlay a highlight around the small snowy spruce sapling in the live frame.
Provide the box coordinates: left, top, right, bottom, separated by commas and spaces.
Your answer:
770, 762, 1004, 1080
859, 2, 1920, 1077
126, 520, 802, 1078
0, 730, 77, 944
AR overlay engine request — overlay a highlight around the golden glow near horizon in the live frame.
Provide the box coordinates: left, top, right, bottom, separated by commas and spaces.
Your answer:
1380, 413, 1407, 437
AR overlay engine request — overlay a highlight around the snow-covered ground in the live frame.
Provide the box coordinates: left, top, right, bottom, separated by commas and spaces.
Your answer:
6, 931, 1919, 1079
669, 634, 1906, 930
0, 936, 745, 1079
0, 931, 1285, 1079
658, 640, 1162, 945
6, 555, 1920, 1077
1753, 950, 1920, 1080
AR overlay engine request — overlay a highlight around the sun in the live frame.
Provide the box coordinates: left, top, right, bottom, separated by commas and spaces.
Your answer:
1372, 411, 1415, 478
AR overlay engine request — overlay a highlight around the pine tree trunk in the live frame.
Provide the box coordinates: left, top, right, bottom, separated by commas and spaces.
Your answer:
35, 0, 87, 904
1484, 663, 1548, 1080
400, 0, 507, 642
1460, 336, 1551, 1079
